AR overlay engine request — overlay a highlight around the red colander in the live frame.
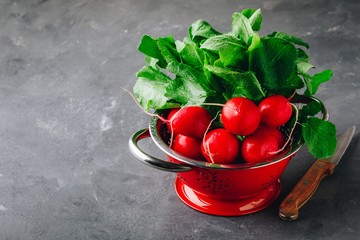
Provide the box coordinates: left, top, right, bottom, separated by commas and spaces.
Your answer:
129, 95, 328, 216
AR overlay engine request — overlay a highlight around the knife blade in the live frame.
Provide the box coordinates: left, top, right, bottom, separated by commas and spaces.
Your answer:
279, 125, 356, 221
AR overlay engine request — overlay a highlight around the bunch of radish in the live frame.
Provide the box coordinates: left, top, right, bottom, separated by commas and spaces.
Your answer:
166, 95, 294, 164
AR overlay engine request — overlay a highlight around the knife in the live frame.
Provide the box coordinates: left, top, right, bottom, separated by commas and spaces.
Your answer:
279, 125, 356, 221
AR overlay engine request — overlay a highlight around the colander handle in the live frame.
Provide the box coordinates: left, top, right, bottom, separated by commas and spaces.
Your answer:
129, 129, 193, 172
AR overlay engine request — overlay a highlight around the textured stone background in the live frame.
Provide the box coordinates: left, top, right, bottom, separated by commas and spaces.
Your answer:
0, 0, 359, 239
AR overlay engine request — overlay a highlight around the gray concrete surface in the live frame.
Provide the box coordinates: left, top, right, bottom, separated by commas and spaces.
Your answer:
0, 0, 359, 239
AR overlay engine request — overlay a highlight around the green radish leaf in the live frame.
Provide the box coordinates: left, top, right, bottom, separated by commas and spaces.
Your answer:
268, 32, 310, 49
231, 72, 265, 100
138, 35, 167, 68
165, 77, 207, 106
297, 61, 314, 74
157, 37, 180, 65
248, 33, 262, 52
203, 50, 219, 65
179, 42, 205, 70
298, 101, 322, 123
249, 37, 297, 91
136, 66, 172, 82
285, 71, 305, 89
302, 73, 313, 95
165, 61, 210, 106
297, 48, 310, 63
218, 46, 247, 68
137, 35, 160, 59
241, 8, 262, 31
200, 34, 246, 51
134, 66, 175, 110
166, 61, 207, 87
312, 69, 333, 91
302, 117, 337, 158
144, 56, 160, 69
241, 8, 256, 18
232, 12, 254, 44
297, 60, 315, 95
304, 70, 333, 96
175, 40, 186, 52
204, 65, 265, 101
301, 101, 322, 116
200, 34, 247, 67
133, 78, 172, 110
271, 71, 304, 97
188, 19, 221, 45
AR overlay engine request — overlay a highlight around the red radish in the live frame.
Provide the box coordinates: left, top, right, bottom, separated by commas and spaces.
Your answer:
166, 108, 180, 135
257, 125, 285, 147
221, 97, 260, 136
168, 106, 212, 139
167, 108, 180, 120
201, 128, 239, 164
241, 127, 279, 164
172, 134, 204, 160
258, 95, 292, 127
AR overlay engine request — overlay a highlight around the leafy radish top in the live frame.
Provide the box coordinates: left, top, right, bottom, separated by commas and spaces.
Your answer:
133, 8, 337, 159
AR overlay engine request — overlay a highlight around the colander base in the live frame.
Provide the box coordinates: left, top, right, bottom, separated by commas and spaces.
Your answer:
174, 177, 281, 216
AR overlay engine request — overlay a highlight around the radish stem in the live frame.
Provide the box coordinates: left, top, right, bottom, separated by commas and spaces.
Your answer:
269, 103, 299, 155
122, 87, 168, 123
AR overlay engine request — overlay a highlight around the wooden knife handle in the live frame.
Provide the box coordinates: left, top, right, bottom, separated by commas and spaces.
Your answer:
279, 159, 335, 220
